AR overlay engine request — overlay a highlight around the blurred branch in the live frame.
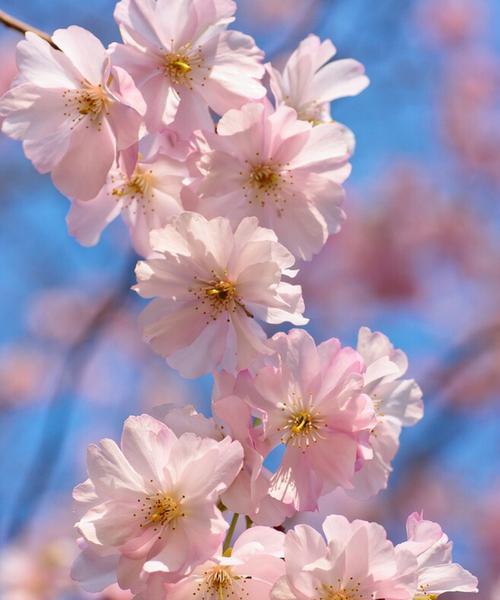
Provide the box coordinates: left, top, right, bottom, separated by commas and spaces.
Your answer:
425, 322, 500, 397
394, 320, 500, 485
0, 9, 57, 48
4, 252, 137, 542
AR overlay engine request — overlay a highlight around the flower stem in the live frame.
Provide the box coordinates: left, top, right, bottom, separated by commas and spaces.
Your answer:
222, 513, 239, 554
0, 9, 57, 48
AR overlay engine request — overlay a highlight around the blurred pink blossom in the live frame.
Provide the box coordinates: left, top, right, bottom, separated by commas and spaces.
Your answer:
0, 536, 80, 599
441, 51, 500, 185
0, 35, 18, 96
416, 0, 486, 46
27, 287, 101, 346
0, 344, 50, 408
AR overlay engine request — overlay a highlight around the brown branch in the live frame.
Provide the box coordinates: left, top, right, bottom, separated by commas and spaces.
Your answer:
0, 9, 57, 48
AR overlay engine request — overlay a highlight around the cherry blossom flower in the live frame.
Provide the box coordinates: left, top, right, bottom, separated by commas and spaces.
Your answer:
268, 34, 369, 125
0, 26, 146, 200
67, 135, 188, 256
112, 0, 266, 134
188, 102, 352, 260
350, 327, 424, 497
74, 414, 243, 587
271, 514, 417, 600
164, 526, 285, 599
244, 328, 377, 511
134, 212, 307, 378
396, 512, 478, 599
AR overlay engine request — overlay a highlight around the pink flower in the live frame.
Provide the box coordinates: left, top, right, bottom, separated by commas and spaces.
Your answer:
244, 328, 377, 511
188, 102, 352, 260
396, 512, 478, 598
73, 414, 243, 588
268, 34, 369, 124
67, 135, 188, 256
350, 327, 424, 497
134, 212, 307, 378
0, 27, 146, 200
112, 0, 265, 134
271, 515, 416, 600
164, 526, 285, 598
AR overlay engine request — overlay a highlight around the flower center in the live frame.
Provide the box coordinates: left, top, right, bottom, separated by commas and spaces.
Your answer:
290, 411, 315, 435
197, 565, 250, 599
297, 99, 327, 125
285, 409, 324, 448
112, 168, 154, 201
190, 275, 254, 324
320, 584, 362, 600
242, 160, 294, 213
205, 566, 235, 594
206, 280, 236, 303
248, 164, 281, 191
135, 492, 184, 532
164, 52, 192, 83
163, 44, 205, 86
63, 82, 111, 130
278, 394, 326, 451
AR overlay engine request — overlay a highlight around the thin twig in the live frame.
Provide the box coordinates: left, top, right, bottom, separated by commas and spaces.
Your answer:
0, 9, 57, 48
4, 253, 137, 542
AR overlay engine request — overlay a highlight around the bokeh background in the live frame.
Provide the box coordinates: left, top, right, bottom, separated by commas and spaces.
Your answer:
0, 0, 499, 598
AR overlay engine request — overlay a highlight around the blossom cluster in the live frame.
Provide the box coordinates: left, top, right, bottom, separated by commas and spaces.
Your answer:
0, 0, 478, 599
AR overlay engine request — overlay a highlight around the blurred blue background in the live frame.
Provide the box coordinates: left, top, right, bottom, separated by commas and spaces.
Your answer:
0, 0, 499, 598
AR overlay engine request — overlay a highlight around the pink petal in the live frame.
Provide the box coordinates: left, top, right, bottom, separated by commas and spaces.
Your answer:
51, 117, 116, 200
52, 26, 108, 84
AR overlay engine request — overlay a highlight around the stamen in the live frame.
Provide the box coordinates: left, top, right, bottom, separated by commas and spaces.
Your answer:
248, 164, 280, 191
319, 582, 364, 600
194, 565, 250, 599
243, 158, 294, 213
62, 81, 112, 130
205, 566, 234, 592
162, 43, 205, 86
110, 168, 156, 217
189, 274, 254, 324
206, 281, 235, 303
278, 393, 326, 451
112, 168, 153, 200
290, 411, 314, 435
134, 492, 184, 533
